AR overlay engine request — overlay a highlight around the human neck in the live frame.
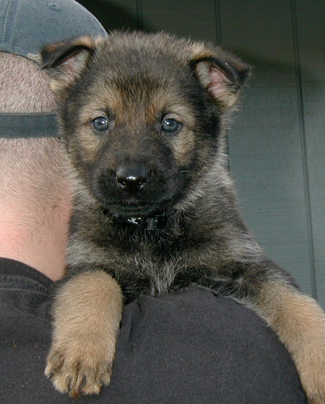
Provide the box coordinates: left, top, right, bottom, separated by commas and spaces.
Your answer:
0, 200, 71, 281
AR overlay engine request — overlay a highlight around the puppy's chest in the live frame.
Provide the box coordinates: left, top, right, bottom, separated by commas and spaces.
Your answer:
110, 226, 185, 266
80, 212, 218, 298
108, 225, 216, 292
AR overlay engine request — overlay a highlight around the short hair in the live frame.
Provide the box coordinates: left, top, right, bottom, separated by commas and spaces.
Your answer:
0, 52, 56, 113
0, 52, 72, 206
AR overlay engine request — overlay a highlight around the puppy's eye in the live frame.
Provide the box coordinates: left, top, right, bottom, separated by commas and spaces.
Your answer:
92, 116, 109, 133
161, 118, 181, 135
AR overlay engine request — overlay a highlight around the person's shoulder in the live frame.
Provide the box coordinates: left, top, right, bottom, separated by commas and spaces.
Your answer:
0, 257, 53, 292
0, 257, 53, 320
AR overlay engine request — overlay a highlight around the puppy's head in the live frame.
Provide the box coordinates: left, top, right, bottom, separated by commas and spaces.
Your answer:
42, 32, 250, 218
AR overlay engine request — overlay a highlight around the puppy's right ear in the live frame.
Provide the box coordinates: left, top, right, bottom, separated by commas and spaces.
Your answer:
41, 37, 97, 93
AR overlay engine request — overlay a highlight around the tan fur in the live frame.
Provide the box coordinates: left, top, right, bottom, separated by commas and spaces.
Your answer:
257, 282, 325, 404
45, 270, 123, 396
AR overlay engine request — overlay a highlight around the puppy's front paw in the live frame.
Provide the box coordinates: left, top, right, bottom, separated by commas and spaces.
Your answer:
260, 286, 325, 404
299, 351, 325, 404
46, 270, 123, 397
45, 336, 114, 397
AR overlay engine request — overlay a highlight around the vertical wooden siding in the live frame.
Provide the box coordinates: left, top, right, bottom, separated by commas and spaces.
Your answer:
80, 0, 325, 306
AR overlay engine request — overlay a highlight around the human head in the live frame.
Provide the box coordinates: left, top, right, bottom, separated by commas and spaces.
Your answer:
0, 0, 106, 278
0, 0, 107, 136
0, 0, 107, 192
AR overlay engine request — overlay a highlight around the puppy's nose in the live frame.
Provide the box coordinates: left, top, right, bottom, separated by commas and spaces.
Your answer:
116, 166, 148, 194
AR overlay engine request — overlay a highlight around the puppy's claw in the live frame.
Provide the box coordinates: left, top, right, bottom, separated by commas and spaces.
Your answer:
45, 347, 112, 397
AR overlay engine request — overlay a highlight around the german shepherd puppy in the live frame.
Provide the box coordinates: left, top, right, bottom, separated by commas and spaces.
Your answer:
42, 32, 325, 402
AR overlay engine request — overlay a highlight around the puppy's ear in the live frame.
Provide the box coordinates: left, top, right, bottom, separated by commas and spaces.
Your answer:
41, 37, 97, 93
191, 48, 251, 108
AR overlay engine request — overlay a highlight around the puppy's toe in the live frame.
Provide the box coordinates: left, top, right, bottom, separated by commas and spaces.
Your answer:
45, 345, 113, 397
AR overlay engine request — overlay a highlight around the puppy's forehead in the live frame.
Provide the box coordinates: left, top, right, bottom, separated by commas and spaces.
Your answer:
91, 34, 195, 87
96, 32, 194, 64
83, 40, 197, 124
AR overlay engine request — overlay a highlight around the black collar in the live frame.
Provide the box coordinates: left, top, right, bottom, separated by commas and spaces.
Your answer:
113, 212, 169, 231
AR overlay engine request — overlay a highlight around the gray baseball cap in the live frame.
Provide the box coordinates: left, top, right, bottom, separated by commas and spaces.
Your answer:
0, 0, 107, 138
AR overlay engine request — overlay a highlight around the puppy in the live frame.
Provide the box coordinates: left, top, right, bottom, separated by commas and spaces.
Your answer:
42, 32, 325, 403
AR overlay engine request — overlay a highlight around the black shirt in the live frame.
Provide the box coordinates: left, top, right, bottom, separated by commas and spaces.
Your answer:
0, 257, 307, 404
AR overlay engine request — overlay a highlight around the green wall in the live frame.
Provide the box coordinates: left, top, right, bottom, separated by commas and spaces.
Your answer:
79, 0, 325, 306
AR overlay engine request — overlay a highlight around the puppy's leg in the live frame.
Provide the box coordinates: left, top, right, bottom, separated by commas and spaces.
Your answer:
257, 281, 325, 404
45, 270, 123, 397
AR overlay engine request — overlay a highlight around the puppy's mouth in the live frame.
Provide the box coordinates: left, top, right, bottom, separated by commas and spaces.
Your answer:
102, 201, 171, 231
103, 201, 162, 218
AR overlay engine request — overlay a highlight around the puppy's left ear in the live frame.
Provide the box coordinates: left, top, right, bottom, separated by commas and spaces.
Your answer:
191, 48, 251, 108
41, 36, 98, 93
